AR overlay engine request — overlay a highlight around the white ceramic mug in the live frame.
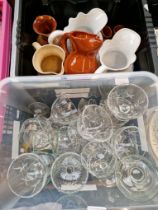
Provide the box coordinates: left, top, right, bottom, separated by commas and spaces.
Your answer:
32, 42, 65, 75
95, 28, 141, 73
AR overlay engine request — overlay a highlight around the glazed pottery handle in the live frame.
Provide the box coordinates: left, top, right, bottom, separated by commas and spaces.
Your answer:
32, 42, 42, 50
59, 33, 70, 57
95, 65, 108, 73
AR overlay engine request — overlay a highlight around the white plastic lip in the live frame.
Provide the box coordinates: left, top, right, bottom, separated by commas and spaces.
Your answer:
0, 71, 158, 88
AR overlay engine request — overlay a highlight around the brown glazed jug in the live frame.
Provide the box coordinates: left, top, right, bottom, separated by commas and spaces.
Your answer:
33, 15, 57, 45
59, 31, 103, 74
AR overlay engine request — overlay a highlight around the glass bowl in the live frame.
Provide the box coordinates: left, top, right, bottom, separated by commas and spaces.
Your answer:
51, 152, 88, 194
78, 105, 113, 142
115, 154, 158, 201
81, 141, 116, 178
7, 153, 48, 198
107, 84, 148, 120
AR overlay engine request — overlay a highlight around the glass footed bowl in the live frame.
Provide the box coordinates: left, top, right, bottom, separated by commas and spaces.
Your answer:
77, 115, 94, 140
107, 84, 148, 120
56, 126, 80, 155
50, 94, 78, 125
115, 154, 158, 201
7, 153, 48, 198
81, 141, 116, 178
67, 120, 89, 153
100, 99, 128, 128
19, 117, 53, 153
78, 105, 113, 142
51, 152, 88, 194
112, 126, 141, 160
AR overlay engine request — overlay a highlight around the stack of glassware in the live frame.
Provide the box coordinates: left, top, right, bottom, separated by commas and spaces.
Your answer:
7, 83, 158, 203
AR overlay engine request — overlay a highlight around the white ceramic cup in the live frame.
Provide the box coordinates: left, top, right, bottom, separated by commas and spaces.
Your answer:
95, 28, 141, 73
32, 42, 65, 75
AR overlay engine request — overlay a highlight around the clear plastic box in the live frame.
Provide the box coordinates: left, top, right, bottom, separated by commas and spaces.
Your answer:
1, 71, 158, 210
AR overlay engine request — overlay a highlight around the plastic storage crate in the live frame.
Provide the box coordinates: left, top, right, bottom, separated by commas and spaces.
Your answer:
0, 72, 158, 209
0, 0, 12, 159
10, 0, 158, 76
0, 0, 12, 79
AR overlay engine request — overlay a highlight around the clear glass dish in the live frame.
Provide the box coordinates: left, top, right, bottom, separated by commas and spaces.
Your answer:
51, 152, 88, 194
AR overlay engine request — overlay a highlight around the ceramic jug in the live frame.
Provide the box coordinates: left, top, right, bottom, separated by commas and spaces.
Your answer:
95, 28, 141, 73
59, 31, 103, 74
32, 42, 65, 75
33, 15, 57, 45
